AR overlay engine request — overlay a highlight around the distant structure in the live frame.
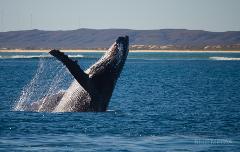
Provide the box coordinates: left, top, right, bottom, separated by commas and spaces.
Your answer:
78, 16, 81, 29
0, 10, 3, 32
30, 14, 33, 30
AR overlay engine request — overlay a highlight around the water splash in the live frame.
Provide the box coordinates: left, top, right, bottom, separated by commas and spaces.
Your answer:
13, 56, 73, 111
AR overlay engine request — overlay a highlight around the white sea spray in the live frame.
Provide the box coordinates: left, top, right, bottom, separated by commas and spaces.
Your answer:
13, 57, 73, 111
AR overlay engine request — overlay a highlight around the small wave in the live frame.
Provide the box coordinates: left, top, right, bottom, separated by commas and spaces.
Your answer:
209, 57, 240, 60
128, 57, 168, 60
68, 55, 84, 58
106, 109, 115, 112
141, 58, 163, 61
0, 54, 85, 59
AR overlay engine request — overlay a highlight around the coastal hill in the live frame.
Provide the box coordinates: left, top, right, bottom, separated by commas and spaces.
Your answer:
0, 29, 240, 50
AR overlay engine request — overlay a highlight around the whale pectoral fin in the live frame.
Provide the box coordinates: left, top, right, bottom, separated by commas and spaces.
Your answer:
49, 50, 90, 90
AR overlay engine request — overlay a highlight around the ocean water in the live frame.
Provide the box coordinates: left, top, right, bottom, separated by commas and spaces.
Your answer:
0, 52, 240, 151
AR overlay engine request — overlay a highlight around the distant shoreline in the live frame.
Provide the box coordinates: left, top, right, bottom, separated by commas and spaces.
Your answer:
1, 49, 240, 53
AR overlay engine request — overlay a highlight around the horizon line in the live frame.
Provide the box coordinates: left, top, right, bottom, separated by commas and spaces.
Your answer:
1, 28, 240, 33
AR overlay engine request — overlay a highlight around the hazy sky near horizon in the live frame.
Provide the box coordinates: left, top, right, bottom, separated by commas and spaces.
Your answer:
0, 0, 240, 32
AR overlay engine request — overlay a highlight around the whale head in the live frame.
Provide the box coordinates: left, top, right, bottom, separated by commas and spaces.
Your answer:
87, 36, 129, 78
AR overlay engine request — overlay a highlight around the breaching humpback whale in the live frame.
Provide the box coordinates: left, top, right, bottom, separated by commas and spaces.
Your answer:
31, 36, 129, 112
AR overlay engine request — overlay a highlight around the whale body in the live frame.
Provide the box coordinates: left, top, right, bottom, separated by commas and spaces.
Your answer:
29, 36, 129, 112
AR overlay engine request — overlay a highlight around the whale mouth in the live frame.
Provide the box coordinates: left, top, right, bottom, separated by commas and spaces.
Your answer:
114, 36, 129, 65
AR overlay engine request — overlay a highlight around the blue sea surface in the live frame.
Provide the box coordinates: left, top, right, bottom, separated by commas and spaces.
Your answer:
0, 52, 240, 151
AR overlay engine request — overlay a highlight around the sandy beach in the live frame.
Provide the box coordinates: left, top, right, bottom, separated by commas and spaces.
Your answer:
1, 49, 240, 53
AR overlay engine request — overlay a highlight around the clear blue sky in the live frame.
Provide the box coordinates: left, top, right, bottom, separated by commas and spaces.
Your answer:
0, 0, 240, 32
